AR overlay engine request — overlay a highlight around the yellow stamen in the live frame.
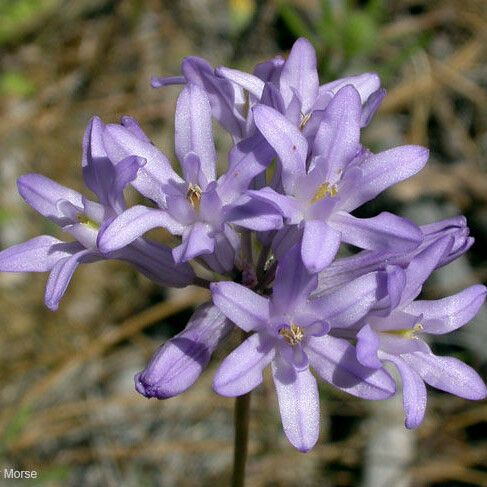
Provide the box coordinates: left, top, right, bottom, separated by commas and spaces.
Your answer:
299, 112, 312, 130
279, 323, 304, 346
186, 184, 202, 210
386, 323, 423, 339
311, 182, 338, 203
77, 214, 99, 229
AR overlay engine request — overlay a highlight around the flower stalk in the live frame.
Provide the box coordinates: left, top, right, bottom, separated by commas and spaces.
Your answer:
232, 389, 251, 487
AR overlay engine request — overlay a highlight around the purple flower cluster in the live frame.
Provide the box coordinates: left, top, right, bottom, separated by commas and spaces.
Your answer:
1, 38, 485, 452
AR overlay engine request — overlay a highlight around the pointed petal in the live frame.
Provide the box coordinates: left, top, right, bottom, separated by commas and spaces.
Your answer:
0, 237, 83, 272
109, 156, 145, 212
356, 324, 382, 369
360, 88, 386, 127
45, 249, 100, 310
151, 75, 186, 88
385, 265, 407, 311
280, 38, 319, 113
114, 238, 195, 288
301, 220, 341, 273
225, 196, 283, 231
218, 133, 275, 202
404, 285, 487, 334
216, 66, 265, 98
17, 174, 83, 226
306, 335, 395, 399
340, 146, 429, 212
209, 227, 238, 272
98, 205, 184, 253
103, 123, 183, 204
272, 244, 318, 316
312, 85, 361, 179
181, 56, 245, 138
272, 356, 319, 452
180, 152, 207, 188
311, 271, 380, 328
253, 56, 284, 83
260, 82, 286, 113
379, 334, 430, 355
81, 116, 114, 205
245, 187, 301, 224
330, 211, 422, 252
120, 116, 152, 142
319, 73, 381, 105
400, 236, 453, 304
379, 351, 427, 429
272, 225, 302, 261
136, 303, 232, 398
211, 281, 270, 332
403, 352, 487, 400
252, 104, 307, 194
213, 332, 275, 396
172, 222, 214, 263
176, 84, 217, 182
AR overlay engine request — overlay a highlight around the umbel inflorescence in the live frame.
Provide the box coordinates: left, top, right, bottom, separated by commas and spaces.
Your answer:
1, 38, 485, 452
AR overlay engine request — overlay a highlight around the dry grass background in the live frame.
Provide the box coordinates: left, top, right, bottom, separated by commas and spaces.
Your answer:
0, 0, 486, 485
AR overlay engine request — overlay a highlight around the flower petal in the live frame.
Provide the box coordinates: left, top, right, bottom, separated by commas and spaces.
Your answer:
218, 133, 275, 203
252, 104, 307, 194
172, 222, 215, 263
378, 351, 427, 429
181, 56, 245, 139
0, 236, 84, 273
272, 355, 320, 452
311, 271, 380, 328
312, 85, 361, 180
114, 238, 195, 288
403, 352, 487, 400
360, 88, 386, 127
17, 174, 83, 226
330, 211, 422, 252
340, 146, 429, 212
245, 187, 301, 224
279, 38, 319, 114
213, 332, 275, 396
81, 116, 113, 205
103, 123, 183, 205
400, 235, 453, 305
120, 116, 152, 142
272, 244, 318, 316
136, 303, 232, 398
404, 285, 487, 334
301, 219, 341, 273
211, 281, 270, 332
175, 84, 217, 182
306, 335, 395, 399
216, 66, 265, 98
45, 249, 100, 310
356, 324, 382, 369
225, 195, 283, 231
319, 73, 381, 105
98, 205, 184, 253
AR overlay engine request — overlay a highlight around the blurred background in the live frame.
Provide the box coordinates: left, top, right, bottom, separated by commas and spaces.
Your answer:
1, 0, 487, 485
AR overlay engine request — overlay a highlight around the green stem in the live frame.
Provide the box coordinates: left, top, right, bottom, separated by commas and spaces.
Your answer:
232, 390, 251, 487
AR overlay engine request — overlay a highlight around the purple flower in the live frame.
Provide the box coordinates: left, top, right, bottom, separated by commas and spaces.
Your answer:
316, 215, 473, 292
136, 302, 232, 399
242, 85, 427, 272
0, 117, 195, 310
211, 245, 395, 451
153, 38, 384, 141
344, 236, 487, 428
98, 84, 281, 273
